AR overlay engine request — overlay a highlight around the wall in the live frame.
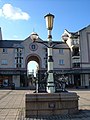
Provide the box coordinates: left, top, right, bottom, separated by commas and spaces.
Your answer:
0, 48, 15, 68
12, 75, 20, 87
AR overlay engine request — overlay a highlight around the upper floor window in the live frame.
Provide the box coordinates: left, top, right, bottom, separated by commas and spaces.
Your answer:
15, 48, 23, 57
59, 59, 64, 65
73, 39, 79, 45
15, 48, 23, 68
72, 47, 79, 56
72, 63, 80, 68
1, 60, 8, 65
59, 49, 64, 54
2, 48, 7, 53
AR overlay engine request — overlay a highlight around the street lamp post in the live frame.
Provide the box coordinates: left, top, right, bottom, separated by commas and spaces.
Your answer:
44, 13, 55, 93
30, 14, 70, 93
30, 13, 55, 93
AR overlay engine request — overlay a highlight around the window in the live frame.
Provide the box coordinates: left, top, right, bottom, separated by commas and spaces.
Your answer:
2, 48, 7, 53
72, 63, 80, 68
29, 43, 38, 51
72, 47, 79, 56
73, 39, 79, 45
31, 45, 35, 50
15, 48, 23, 68
59, 59, 64, 65
1, 60, 8, 65
59, 49, 64, 54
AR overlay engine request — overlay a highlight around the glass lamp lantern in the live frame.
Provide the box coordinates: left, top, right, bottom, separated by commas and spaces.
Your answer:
30, 32, 39, 42
44, 13, 54, 30
62, 33, 69, 42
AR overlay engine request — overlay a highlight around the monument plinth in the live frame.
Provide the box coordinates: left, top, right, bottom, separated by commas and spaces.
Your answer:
25, 92, 79, 118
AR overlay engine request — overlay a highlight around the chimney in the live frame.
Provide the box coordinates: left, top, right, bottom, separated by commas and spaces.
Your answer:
0, 27, 2, 40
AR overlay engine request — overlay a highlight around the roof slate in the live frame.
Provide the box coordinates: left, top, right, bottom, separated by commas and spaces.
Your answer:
0, 40, 23, 48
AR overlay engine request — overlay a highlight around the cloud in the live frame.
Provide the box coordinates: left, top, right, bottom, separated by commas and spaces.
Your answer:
13, 35, 18, 38
0, 4, 30, 20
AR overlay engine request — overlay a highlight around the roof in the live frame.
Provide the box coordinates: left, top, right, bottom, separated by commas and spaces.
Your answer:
0, 40, 23, 48
65, 29, 78, 36
65, 25, 90, 36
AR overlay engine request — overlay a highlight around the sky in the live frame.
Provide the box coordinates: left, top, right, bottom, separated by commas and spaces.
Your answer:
0, 0, 90, 41
0, 0, 90, 75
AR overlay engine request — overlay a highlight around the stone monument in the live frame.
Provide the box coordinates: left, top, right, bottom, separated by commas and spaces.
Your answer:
25, 13, 79, 118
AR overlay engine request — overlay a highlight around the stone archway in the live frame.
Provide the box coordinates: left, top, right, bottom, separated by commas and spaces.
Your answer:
25, 54, 42, 70
25, 54, 42, 87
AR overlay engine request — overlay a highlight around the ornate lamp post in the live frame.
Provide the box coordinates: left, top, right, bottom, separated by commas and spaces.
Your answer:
44, 13, 55, 93
31, 13, 55, 93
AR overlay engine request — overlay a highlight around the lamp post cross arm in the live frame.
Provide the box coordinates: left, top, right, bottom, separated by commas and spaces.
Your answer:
33, 40, 64, 48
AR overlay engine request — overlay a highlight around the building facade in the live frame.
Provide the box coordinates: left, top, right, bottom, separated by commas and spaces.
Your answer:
0, 25, 90, 88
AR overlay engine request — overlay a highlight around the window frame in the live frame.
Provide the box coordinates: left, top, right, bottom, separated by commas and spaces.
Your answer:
59, 49, 64, 54
59, 59, 64, 65
1, 59, 8, 65
2, 48, 7, 53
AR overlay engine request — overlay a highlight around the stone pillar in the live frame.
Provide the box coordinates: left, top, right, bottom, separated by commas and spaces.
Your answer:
71, 75, 74, 84
85, 74, 89, 88
68, 75, 72, 84
80, 74, 84, 87
12, 75, 20, 87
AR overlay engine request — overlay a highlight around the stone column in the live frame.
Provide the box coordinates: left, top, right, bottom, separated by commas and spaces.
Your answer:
12, 75, 20, 87
85, 74, 89, 88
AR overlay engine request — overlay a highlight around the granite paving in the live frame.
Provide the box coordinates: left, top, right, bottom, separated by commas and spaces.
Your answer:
0, 89, 90, 120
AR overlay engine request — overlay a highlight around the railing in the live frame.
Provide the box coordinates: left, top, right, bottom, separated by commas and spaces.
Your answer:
72, 57, 80, 63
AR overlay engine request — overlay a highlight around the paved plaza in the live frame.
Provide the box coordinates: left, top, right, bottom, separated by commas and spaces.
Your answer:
0, 90, 30, 120
0, 89, 90, 120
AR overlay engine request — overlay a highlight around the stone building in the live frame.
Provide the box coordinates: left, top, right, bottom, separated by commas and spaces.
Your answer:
0, 25, 90, 88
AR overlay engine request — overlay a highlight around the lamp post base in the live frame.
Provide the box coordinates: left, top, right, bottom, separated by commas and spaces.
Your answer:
47, 85, 55, 93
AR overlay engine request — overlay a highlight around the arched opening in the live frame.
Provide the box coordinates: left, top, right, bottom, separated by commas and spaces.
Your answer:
25, 54, 41, 87
27, 61, 38, 77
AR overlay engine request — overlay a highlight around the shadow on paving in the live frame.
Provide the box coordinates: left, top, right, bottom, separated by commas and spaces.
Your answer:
20, 110, 90, 120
